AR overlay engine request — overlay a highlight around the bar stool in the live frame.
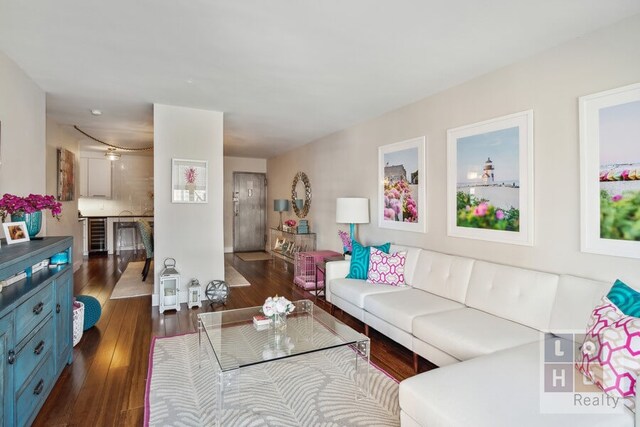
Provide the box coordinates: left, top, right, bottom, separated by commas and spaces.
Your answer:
116, 210, 138, 254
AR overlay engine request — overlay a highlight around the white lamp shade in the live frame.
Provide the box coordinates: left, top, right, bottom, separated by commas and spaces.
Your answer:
336, 198, 370, 224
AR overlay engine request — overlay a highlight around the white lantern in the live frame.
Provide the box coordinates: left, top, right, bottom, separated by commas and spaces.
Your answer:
188, 278, 202, 309
159, 258, 181, 313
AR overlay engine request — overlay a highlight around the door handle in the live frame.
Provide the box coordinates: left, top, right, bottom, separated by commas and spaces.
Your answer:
56, 303, 61, 313
7, 350, 15, 364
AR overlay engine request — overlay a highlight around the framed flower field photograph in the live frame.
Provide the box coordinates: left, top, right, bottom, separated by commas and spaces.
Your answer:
378, 136, 426, 233
580, 83, 640, 259
447, 110, 534, 245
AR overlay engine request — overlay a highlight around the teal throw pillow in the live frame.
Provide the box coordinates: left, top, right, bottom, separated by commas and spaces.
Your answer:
346, 240, 391, 280
607, 279, 640, 317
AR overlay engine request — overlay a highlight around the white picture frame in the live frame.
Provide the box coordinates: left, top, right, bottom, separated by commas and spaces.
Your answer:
3, 221, 30, 244
447, 110, 534, 245
171, 158, 208, 203
580, 83, 640, 259
378, 136, 427, 233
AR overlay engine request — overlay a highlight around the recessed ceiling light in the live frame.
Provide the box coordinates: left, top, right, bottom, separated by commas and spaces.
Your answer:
90, 109, 102, 116
186, 79, 194, 84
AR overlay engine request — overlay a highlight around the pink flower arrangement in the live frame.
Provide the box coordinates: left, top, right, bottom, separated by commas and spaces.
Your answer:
611, 194, 623, 202
0, 193, 62, 221
184, 167, 197, 184
383, 178, 418, 222
284, 219, 297, 227
338, 230, 352, 252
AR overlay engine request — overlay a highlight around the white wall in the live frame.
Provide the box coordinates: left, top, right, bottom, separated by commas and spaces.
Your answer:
78, 151, 154, 216
267, 15, 640, 284
153, 104, 224, 306
0, 50, 46, 236
45, 118, 84, 269
223, 156, 267, 252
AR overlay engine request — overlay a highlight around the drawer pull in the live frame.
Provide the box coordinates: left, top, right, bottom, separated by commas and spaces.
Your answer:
7, 350, 15, 365
33, 302, 44, 315
33, 379, 44, 395
56, 303, 61, 313
34, 340, 45, 355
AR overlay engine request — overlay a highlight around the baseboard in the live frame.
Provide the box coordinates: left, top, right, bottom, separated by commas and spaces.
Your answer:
224, 246, 233, 253
73, 260, 83, 272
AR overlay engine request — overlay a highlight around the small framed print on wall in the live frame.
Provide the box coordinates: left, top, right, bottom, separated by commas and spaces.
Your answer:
172, 159, 208, 203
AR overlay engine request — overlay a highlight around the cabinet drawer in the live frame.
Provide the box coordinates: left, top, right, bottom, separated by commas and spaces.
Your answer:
15, 316, 54, 390
15, 283, 54, 343
15, 353, 54, 427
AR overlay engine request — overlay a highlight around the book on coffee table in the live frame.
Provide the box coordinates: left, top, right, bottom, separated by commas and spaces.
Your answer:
253, 315, 271, 327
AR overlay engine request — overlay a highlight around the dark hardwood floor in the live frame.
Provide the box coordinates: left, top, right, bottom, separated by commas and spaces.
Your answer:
34, 252, 435, 426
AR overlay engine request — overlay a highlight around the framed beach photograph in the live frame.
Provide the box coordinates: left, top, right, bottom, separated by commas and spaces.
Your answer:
172, 159, 208, 203
447, 110, 534, 245
57, 148, 75, 201
580, 83, 640, 259
3, 221, 30, 244
378, 136, 426, 233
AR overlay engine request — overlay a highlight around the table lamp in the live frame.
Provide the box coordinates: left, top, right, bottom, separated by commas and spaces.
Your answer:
336, 197, 370, 242
274, 199, 290, 230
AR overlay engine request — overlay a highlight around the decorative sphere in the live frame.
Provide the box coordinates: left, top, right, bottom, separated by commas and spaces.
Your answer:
205, 280, 230, 304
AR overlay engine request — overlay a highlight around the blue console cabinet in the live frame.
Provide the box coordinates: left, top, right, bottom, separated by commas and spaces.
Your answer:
0, 237, 74, 427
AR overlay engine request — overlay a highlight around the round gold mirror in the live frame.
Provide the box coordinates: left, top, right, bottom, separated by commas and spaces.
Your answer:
291, 172, 311, 218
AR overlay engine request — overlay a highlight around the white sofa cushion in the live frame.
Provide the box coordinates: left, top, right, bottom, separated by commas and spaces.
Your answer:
328, 278, 406, 308
465, 260, 559, 332
549, 274, 610, 337
412, 308, 541, 361
399, 339, 631, 427
389, 244, 422, 286
363, 289, 464, 333
411, 250, 475, 304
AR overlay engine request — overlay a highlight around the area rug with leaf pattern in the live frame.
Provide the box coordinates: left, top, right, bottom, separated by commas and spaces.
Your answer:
145, 333, 400, 426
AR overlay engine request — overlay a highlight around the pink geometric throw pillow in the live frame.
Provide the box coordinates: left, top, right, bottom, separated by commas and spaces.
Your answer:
576, 296, 640, 412
366, 247, 406, 286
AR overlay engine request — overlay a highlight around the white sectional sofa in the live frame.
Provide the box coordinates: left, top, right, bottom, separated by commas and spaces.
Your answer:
325, 244, 634, 427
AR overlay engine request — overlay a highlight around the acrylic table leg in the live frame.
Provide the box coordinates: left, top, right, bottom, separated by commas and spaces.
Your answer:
216, 369, 224, 427
354, 339, 370, 400
198, 319, 202, 368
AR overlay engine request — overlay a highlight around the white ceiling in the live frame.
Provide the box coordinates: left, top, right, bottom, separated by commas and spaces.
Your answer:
1, 1, 639, 158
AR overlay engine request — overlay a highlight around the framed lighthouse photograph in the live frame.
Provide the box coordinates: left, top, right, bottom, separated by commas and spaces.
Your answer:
447, 110, 534, 245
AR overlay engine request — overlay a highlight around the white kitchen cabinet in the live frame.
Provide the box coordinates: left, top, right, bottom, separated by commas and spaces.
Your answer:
79, 157, 88, 197
81, 157, 112, 198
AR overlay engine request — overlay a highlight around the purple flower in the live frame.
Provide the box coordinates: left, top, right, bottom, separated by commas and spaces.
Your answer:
0, 193, 62, 221
611, 194, 623, 202
495, 210, 505, 220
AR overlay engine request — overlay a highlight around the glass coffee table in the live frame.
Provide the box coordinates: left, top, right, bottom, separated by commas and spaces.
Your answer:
197, 299, 370, 425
